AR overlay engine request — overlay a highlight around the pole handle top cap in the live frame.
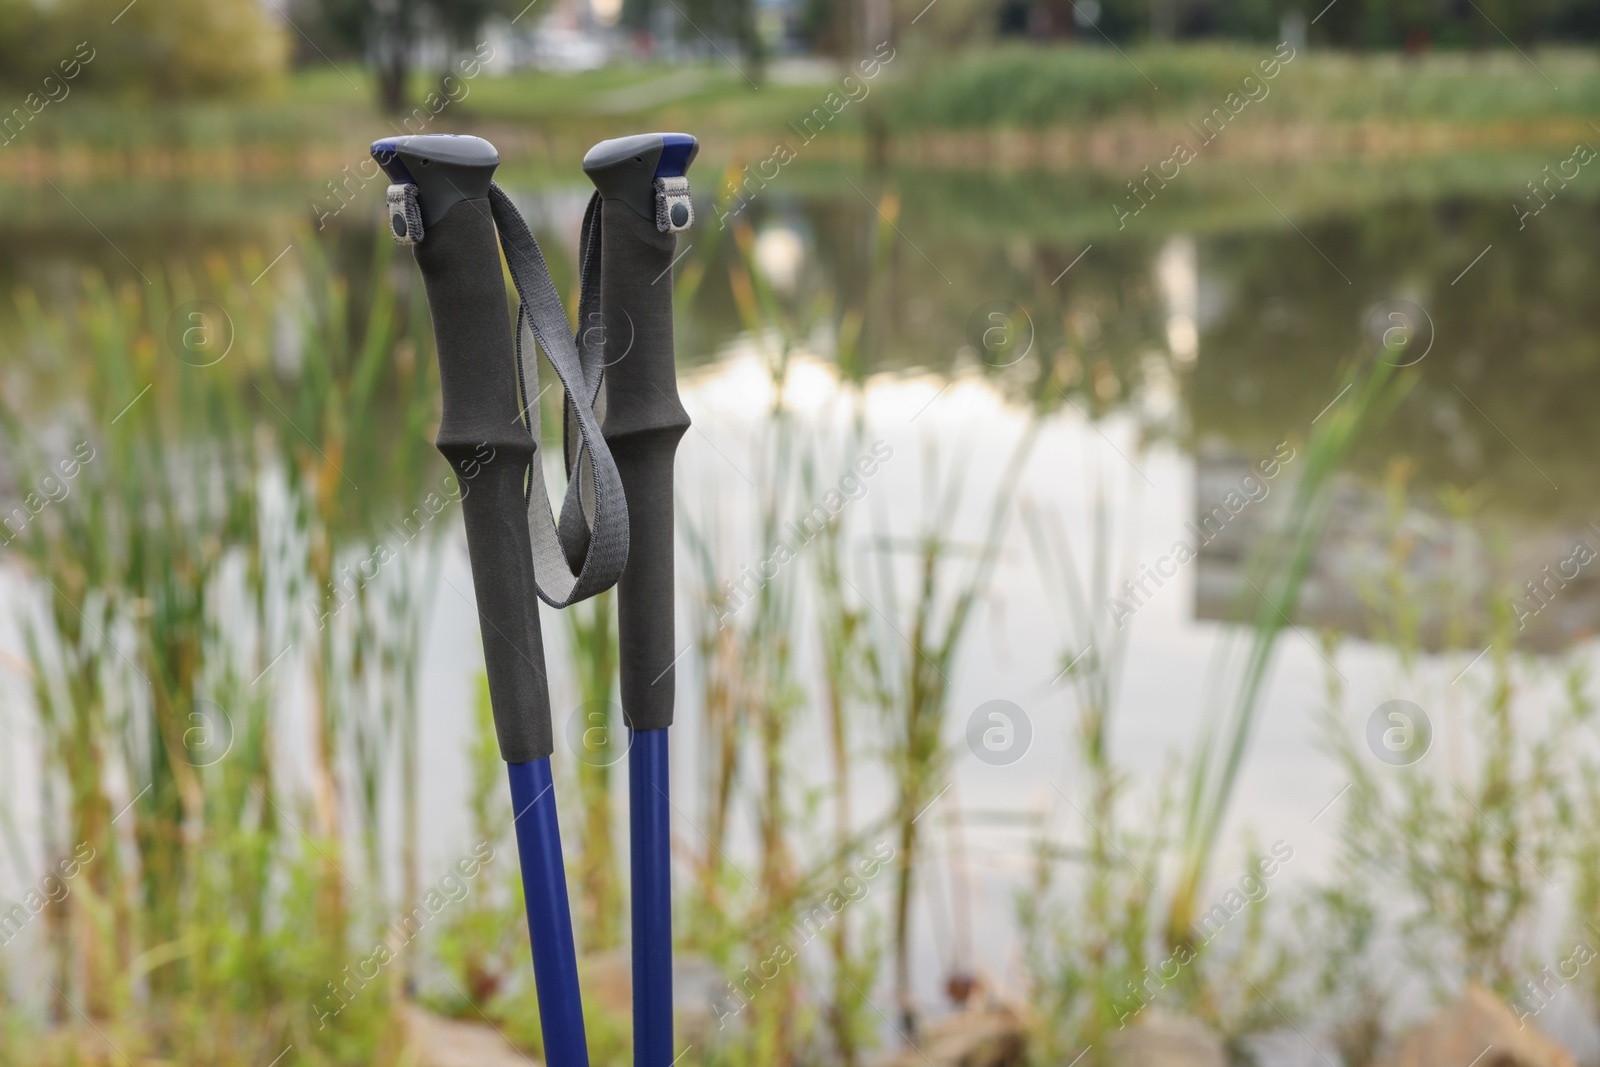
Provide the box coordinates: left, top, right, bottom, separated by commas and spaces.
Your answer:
371, 134, 500, 230
583, 133, 698, 223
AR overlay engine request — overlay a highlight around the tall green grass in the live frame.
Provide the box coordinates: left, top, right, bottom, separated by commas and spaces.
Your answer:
1166, 358, 1413, 949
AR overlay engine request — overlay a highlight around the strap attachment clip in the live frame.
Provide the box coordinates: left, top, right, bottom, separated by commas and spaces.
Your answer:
655, 176, 693, 233
386, 184, 423, 245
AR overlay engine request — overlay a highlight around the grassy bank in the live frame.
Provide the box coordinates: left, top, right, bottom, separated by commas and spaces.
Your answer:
0, 45, 1593, 185
884, 44, 1600, 129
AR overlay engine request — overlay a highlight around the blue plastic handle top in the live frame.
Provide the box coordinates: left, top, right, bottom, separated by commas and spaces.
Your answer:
582, 132, 699, 222
654, 133, 697, 178
370, 133, 501, 228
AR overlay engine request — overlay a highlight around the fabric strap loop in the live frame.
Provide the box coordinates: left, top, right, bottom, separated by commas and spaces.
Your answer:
486, 183, 629, 609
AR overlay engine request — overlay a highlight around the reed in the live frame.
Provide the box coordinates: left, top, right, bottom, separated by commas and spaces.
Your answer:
678, 206, 813, 1065
2, 260, 273, 1027
1019, 468, 1163, 1057
852, 425, 1038, 1032
434, 675, 527, 1010
1165, 357, 1412, 951
0, 225, 444, 1061
799, 192, 899, 1066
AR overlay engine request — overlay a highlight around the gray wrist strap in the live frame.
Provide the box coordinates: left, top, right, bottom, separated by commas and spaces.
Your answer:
486, 183, 629, 608
555, 192, 609, 570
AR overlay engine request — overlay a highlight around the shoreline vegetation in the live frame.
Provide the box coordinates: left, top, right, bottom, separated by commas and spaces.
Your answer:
0, 47, 1597, 186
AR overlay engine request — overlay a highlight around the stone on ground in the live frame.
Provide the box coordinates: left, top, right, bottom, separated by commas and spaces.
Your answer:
1378, 983, 1576, 1067
402, 1002, 534, 1067
875, 1005, 1027, 1067
1107, 1011, 1227, 1067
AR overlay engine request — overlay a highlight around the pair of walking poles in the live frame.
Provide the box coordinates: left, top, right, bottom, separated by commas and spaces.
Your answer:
369, 130, 697, 1067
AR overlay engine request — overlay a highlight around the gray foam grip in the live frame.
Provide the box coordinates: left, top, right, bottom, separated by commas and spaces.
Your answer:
413, 198, 553, 762
599, 199, 689, 731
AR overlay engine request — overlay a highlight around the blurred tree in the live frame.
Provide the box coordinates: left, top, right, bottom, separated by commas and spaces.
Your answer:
0, 0, 285, 96
894, 0, 1002, 46
1093, 0, 1151, 41
0, 0, 50, 89
1027, 0, 1081, 40
297, 0, 518, 114
679, 0, 765, 77
1208, 0, 1285, 41
304, 0, 422, 114
619, 0, 649, 42
799, 0, 854, 55
1551, 0, 1600, 40
988, 0, 1600, 44
1357, 0, 1441, 50
90, 0, 287, 96
671, 0, 1600, 49
1150, 0, 1176, 38
433, 0, 514, 51
619, 0, 760, 70
1308, 0, 1574, 48
1451, 0, 1557, 46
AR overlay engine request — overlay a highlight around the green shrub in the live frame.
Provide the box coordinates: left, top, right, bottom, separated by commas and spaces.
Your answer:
0, 0, 285, 99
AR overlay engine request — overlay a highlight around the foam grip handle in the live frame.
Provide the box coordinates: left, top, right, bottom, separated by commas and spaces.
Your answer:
600, 199, 689, 732
412, 198, 553, 762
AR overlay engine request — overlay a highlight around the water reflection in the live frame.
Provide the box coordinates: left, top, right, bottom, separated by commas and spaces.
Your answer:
1195, 450, 1600, 653
7, 172, 1599, 603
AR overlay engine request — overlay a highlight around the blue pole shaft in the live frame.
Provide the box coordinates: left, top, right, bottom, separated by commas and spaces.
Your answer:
630, 728, 673, 1067
508, 758, 590, 1067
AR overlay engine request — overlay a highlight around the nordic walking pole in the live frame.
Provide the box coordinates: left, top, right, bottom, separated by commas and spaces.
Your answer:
583, 132, 698, 1067
371, 133, 599, 1067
